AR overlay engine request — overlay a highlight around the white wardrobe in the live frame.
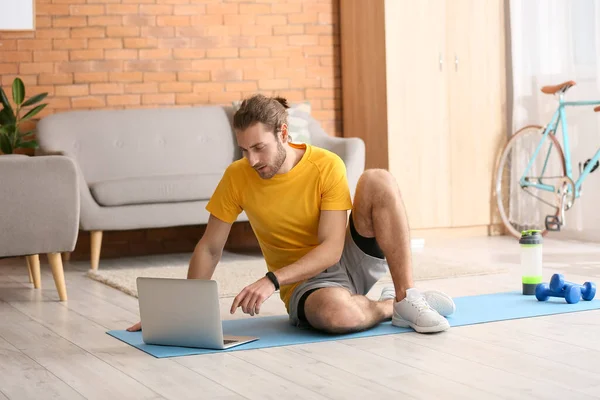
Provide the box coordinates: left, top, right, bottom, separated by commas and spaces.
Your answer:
340, 0, 508, 234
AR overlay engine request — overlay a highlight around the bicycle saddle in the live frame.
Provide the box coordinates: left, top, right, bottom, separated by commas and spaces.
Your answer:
541, 80, 576, 95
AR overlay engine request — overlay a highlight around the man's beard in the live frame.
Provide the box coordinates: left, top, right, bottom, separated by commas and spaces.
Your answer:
256, 140, 287, 179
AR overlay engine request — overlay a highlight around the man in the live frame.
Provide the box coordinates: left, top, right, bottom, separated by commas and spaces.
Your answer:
128, 94, 455, 334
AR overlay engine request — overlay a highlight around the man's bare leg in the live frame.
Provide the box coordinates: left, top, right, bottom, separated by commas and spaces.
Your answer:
303, 169, 411, 333
351, 169, 414, 302
303, 169, 450, 334
303, 287, 393, 334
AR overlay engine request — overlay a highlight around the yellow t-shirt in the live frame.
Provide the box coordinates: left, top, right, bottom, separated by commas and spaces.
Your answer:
205, 143, 353, 312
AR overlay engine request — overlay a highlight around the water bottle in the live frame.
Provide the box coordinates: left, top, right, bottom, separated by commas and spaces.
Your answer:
520, 230, 543, 295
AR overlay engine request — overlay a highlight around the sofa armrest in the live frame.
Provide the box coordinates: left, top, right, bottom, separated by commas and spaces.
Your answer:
0, 155, 80, 257
310, 124, 366, 199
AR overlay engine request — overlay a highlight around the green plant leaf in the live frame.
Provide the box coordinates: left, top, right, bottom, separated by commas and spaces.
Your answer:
0, 87, 14, 115
21, 92, 48, 108
0, 134, 12, 154
18, 139, 38, 149
12, 78, 25, 106
19, 130, 36, 138
21, 103, 47, 121
0, 108, 16, 125
0, 124, 16, 136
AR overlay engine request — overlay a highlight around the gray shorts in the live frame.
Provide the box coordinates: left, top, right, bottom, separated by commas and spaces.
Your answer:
288, 223, 389, 327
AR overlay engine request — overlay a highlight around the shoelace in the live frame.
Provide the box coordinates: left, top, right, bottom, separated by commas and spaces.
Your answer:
411, 294, 434, 312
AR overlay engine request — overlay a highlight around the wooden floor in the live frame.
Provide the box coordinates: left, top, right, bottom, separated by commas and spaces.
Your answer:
2, 235, 600, 399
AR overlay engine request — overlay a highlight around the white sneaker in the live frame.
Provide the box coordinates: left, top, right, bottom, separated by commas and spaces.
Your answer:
380, 287, 456, 316
392, 288, 450, 333
422, 289, 456, 317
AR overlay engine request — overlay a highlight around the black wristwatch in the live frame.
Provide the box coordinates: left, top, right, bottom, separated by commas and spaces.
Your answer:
265, 271, 280, 290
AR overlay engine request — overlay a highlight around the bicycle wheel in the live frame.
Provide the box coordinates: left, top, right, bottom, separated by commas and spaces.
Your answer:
495, 125, 567, 238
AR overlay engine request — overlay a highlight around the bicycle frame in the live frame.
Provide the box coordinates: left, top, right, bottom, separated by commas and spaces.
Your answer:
520, 94, 600, 198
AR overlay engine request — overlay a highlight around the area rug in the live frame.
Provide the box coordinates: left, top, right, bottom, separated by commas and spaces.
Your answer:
87, 255, 270, 298
87, 247, 512, 299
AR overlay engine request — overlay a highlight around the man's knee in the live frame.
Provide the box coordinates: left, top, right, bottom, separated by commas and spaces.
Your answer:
357, 169, 401, 204
304, 289, 367, 334
310, 307, 367, 334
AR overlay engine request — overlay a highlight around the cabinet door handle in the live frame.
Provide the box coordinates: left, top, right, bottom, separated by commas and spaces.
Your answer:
439, 53, 443, 71
455, 54, 459, 71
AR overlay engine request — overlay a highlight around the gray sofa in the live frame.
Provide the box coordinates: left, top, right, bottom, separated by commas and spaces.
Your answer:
0, 154, 80, 301
35, 105, 365, 270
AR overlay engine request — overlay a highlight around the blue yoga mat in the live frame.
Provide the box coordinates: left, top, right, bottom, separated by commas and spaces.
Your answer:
107, 291, 600, 358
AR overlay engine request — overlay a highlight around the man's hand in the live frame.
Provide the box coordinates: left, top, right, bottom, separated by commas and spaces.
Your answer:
230, 276, 276, 316
127, 321, 141, 332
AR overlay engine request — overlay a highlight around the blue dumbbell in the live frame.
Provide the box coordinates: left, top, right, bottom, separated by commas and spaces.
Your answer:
549, 273, 596, 301
535, 282, 581, 304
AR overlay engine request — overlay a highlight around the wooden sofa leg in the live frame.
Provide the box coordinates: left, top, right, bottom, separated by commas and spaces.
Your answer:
62, 252, 71, 262
26, 257, 33, 283
26, 255, 42, 289
90, 230, 102, 270
47, 253, 67, 301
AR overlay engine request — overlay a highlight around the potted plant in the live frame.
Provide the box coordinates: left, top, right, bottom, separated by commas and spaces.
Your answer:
0, 77, 48, 155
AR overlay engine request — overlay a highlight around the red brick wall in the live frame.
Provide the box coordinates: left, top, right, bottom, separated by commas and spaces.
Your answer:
0, 0, 342, 136
1, 0, 341, 259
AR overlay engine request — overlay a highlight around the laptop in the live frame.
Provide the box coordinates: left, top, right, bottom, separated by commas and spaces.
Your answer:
136, 277, 259, 350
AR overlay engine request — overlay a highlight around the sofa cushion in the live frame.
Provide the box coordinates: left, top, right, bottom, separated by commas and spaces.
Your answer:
36, 106, 238, 185
90, 174, 223, 207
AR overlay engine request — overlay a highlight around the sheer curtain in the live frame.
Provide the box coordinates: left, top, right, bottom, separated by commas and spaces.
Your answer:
509, 0, 600, 240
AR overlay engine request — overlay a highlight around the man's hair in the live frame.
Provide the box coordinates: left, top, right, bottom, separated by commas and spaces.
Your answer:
233, 94, 290, 135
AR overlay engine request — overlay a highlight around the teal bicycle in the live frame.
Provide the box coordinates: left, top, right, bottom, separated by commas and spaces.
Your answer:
495, 80, 600, 238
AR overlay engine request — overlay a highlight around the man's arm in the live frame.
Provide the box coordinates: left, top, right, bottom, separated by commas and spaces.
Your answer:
126, 214, 231, 331
274, 209, 348, 286
229, 209, 348, 317
187, 214, 233, 279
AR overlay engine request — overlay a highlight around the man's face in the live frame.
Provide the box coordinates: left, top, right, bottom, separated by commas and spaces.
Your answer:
236, 122, 287, 179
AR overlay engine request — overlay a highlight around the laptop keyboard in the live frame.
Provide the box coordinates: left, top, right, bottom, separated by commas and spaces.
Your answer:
224, 339, 238, 344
